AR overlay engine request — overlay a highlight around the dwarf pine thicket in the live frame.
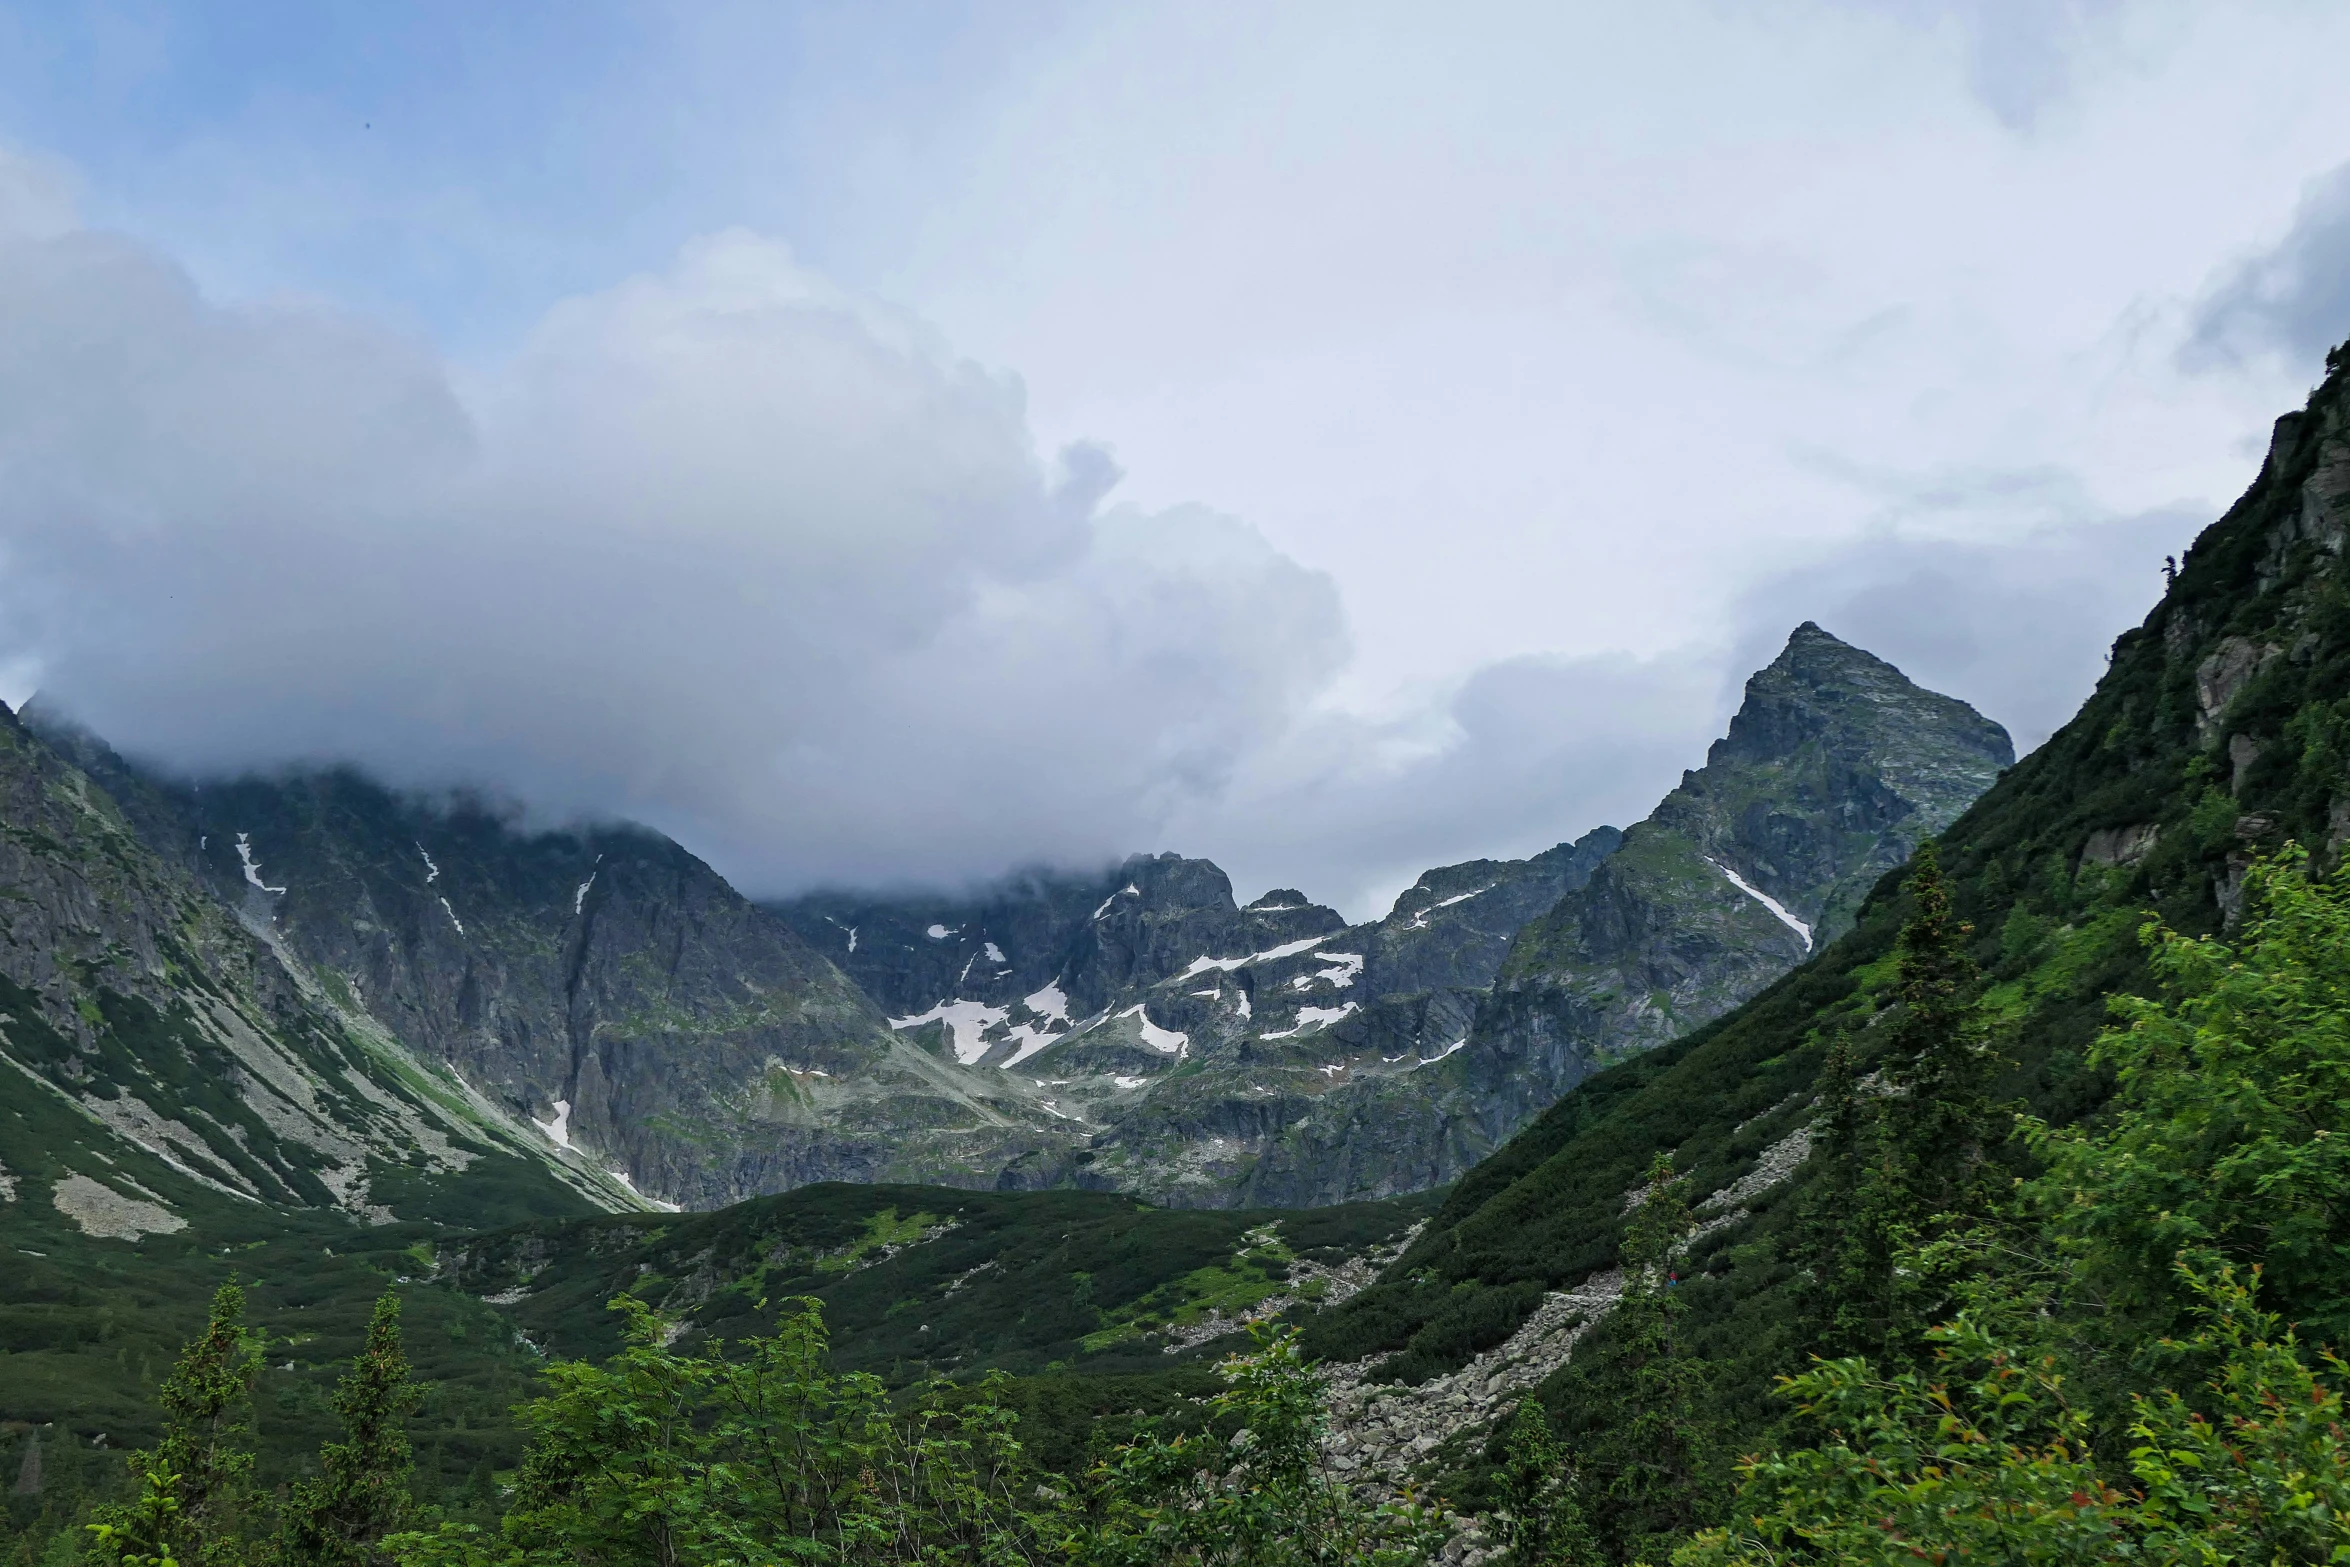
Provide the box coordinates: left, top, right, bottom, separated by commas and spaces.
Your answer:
38, 1278, 1441, 1566
18, 846, 2349, 1564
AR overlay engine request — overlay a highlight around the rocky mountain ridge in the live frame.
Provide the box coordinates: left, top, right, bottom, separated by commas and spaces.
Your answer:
30, 723, 1094, 1211
1275, 348, 2350, 1525
1467, 622, 2014, 1106
7, 620, 2006, 1220
0, 703, 619, 1253
772, 624, 2007, 1208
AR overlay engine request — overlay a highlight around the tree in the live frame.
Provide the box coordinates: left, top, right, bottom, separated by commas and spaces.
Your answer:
1491, 1400, 1591, 1567
87, 1281, 263, 1567
2036, 844, 2350, 1345
1883, 843, 2001, 1223
1679, 847, 2350, 1564
1789, 1033, 1907, 1358
388, 1294, 1057, 1567
1677, 1265, 2350, 1567
1565, 1154, 1725, 1565
281, 1291, 422, 1567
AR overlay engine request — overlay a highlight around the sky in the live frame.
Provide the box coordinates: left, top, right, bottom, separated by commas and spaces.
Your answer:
0, 1, 2346, 918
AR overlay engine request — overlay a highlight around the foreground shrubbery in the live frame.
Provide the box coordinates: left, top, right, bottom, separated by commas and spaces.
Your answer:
1668, 847, 2350, 1565
49, 1274, 1438, 1566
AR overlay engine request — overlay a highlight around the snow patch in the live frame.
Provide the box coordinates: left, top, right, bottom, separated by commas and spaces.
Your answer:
575, 871, 596, 915
1705, 858, 1813, 950
1179, 934, 1330, 979
983, 941, 1006, 963
1260, 1002, 1358, 1040
1292, 952, 1364, 991
998, 1020, 1065, 1071
607, 1169, 683, 1213
1112, 1075, 1147, 1089
233, 833, 286, 895
926, 924, 957, 940
439, 896, 465, 936
1403, 883, 1497, 929
1091, 885, 1142, 920
1191, 988, 1222, 999
1117, 1004, 1189, 1056
1411, 1036, 1470, 1069
1024, 983, 1071, 1024
891, 999, 1010, 1065
533, 1099, 574, 1151
417, 844, 440, 883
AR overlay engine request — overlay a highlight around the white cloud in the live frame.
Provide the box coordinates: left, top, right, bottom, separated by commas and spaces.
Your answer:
0, 212, 1347, 892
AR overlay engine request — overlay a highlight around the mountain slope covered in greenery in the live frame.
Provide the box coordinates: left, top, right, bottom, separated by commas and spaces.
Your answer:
1293, 354, 2350, 1543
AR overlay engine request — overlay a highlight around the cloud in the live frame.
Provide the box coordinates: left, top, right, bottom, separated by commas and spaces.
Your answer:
1935, 0, 2125, 134
1161, 647, 1721, 920
2188, 159, 2350, 369
0, 198, 1348, 893
1172, 499, 2202, 919
0, 135, 2234, 925
0, 145, 76, 242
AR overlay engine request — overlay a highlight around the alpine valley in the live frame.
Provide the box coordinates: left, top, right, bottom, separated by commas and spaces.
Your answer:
21, 337, 2350, 1558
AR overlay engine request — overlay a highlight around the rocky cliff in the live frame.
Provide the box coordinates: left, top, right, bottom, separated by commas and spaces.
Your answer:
776, 627, 2008, 1210
30, 728, 1089, 1210
0, 704, 613, 1242
1470, 623, 2011, 1089
13, 621, 2005, 1219
1292, 338, 2350, 1519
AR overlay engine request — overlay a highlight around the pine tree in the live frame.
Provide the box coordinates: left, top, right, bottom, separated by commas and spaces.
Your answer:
1492, 1399, 1592, 1567
281, 1291, 421, 1567
1884, 843, 1999, 1218
1788, 1031, 1923, 1360
87, 1281, 263, 1567
1571, 1154, 1725, 1563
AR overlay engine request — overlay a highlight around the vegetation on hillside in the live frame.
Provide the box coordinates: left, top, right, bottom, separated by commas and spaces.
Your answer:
27, 1278, 1443, 1567
1673, 847, 2350, 1563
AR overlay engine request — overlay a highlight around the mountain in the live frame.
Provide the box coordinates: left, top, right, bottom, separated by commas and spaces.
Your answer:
1471, 622, 2014, 1099
774, 834, 1621, 1206
27, 729, 1095, 1210
1285, 354, 2350, 1517
0, 701, 618, 1236
774, 626, 2006, 1209
0, 610, 2007, 1244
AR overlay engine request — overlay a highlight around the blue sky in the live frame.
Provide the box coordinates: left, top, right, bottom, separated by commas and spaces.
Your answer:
2, 2, 2348, 913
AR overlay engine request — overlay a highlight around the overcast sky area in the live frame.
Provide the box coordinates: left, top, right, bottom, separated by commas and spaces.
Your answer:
1, 2, 2348, 918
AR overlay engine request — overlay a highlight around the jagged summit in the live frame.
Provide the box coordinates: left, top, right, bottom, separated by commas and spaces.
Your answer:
770, 624, 2008, 1209
1709, 621, 2014, 783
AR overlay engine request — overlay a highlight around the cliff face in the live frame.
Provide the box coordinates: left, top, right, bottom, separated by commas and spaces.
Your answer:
0, 706, 611, 1239
763, 628, 2010, 1211
28, 736, 1088, 1210
774, 829, 1636, 1209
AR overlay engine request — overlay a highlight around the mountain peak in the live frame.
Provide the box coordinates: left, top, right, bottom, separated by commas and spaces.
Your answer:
1715, 624, 2014, 775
